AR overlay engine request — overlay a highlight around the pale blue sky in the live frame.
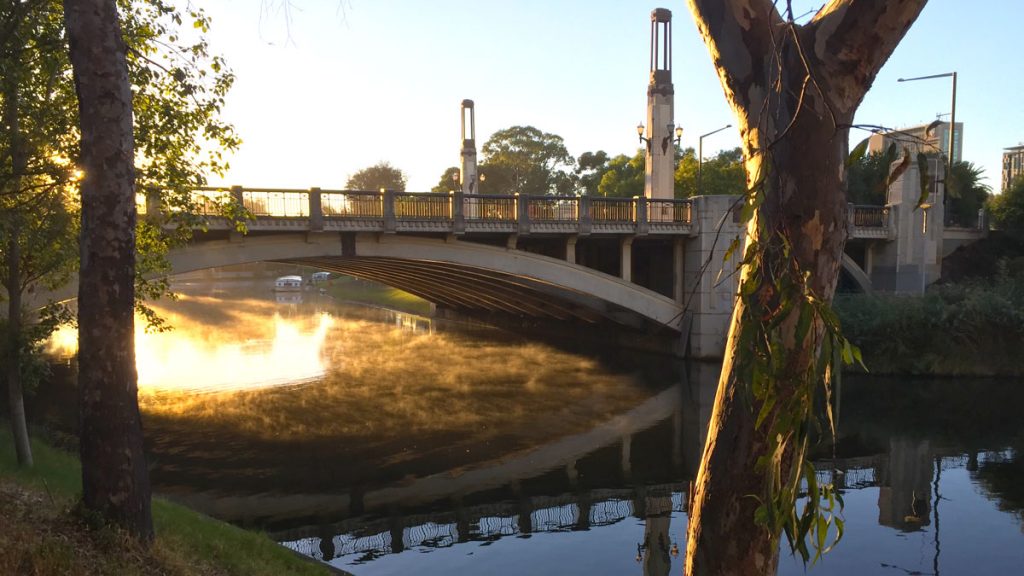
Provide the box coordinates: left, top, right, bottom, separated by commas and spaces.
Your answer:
200, 0, 1023, 192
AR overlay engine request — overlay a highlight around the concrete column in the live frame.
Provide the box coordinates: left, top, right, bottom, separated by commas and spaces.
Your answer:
621, 434, 633, 480
382, 189, 396, 233
672, 236, 685, 304
620, 236, 634, 282
682, 195, 745, 359
144, 187, 162, 221
230, 185, 244, 212
452, 190, 465, 234
635, 196, 650, 235
309, 187, 323, 231
460, 100, 479, 194
516, 193, 530, 234
578, 195, 592, 235
565, 235, 578, 264
643, 9, 676, 201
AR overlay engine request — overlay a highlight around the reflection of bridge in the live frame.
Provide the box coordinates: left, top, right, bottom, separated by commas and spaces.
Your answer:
38, 181, 984, 358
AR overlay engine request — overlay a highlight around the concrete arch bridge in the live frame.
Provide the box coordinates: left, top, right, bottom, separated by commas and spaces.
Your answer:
38, 185, 984, 359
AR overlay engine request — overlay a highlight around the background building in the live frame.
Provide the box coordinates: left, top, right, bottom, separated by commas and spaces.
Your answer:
1002, 144, 1024, 191
868, 121, 963, 163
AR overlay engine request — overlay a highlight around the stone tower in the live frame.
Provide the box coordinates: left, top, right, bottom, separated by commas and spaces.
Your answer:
460, 99, 479, 194
644, 8, 676, 200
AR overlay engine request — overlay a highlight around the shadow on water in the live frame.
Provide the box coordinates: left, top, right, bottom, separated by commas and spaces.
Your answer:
28, 283, 1024, 575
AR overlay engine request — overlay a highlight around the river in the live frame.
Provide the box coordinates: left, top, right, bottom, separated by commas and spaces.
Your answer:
38, 280, 1024, 575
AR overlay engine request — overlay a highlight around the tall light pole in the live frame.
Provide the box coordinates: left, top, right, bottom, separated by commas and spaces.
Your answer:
897, 71, 957, 180
698, 124, 732, 195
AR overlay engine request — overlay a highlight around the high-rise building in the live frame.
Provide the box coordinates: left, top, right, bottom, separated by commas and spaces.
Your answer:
1002, 144, 1024, 191
867, 121, 963, 163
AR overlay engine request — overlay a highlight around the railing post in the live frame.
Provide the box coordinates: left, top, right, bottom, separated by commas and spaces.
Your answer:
578, 195, 592, 235
516, 193, 530, 234
230, 185, 244, 213
382, 188, 396, 233
847, 202, 856, 231
452, 190, 465, 235
309, 187, 323, 231
144, 187, 162, 222
634, 196, 649, 235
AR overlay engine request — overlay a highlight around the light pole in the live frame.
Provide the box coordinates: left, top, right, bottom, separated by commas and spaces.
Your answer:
897, 72, 957, 180
698, 124, 732, 195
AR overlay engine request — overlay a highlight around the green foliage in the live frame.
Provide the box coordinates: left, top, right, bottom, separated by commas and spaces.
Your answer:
835, 263, 1024, 375
346, 161, 408, 192
480, 125, 575, 196
676, 146, 746, 197
846, 147, 898, 205
575, 150, 609, 196
596, 151, 644, 197
731, 159, 853, 565
430, 166, 461, 193
1, 0, 239, 320
988, 176, 1024, 235
946, 161, 990, 227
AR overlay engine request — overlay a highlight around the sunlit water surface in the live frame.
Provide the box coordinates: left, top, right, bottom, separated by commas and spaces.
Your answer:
42, 284, 1024, 575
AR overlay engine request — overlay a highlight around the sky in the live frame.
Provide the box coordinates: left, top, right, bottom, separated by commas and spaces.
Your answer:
198, 0, 1024, 193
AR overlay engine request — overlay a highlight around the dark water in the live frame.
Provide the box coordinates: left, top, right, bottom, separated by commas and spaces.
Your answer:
38, 283, 1024, 575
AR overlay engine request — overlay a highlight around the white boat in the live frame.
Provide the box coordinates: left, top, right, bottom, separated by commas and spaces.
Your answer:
274, 275, 303, 292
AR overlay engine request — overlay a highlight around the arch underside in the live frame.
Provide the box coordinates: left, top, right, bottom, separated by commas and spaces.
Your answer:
28, 232, 686, 333
840, 252, 872, 294
285, 256, 660, 330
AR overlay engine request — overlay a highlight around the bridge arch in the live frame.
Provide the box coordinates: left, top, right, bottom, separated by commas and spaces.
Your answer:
840, 252, 873, 294
167, 232, 685, 332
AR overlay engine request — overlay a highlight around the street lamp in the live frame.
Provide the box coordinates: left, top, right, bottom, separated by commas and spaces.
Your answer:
897, 71, 957, 180
637, 123, 684, 154
637, 123, 651, 151
698, 124, 732, 195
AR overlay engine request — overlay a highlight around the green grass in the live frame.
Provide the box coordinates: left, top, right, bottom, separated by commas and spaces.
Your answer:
0, 423, 332, 576
325, 277, 432, 315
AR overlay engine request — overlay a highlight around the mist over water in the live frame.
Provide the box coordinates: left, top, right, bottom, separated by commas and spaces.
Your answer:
40, 284, 1024, 575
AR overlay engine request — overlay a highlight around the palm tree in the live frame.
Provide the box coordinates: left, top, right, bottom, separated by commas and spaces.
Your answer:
947, 161, 991, 227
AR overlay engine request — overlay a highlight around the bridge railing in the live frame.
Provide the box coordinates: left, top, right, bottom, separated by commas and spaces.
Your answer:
528, 195, 579, 222
322, 190, 382, 218
464, 194, 516, 221
590, 197, 634, 222
852, 204, 888, 228
243, 188, 309, 217
648, 199, 693, 224
394, 192, 452, 220
161, 186, 699, 235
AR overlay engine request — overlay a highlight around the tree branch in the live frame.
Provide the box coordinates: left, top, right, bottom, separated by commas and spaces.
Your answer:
806, 0, 929, 114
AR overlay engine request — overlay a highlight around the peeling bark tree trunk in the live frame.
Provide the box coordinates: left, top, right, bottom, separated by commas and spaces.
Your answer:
63, 0, 153, 541
683, 1, 926, 575
2, 71, 33, 467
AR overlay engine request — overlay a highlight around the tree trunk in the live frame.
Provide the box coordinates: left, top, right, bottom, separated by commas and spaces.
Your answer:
682, 1, 927, 574
5, 226, 33, 467
2, 67, 33, 467
63, 0, 153, 541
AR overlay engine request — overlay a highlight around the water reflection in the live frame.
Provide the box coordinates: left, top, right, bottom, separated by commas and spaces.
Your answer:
37, 289, 1024, 575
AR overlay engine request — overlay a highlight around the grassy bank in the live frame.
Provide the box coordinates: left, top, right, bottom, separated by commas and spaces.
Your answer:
323, 277, 431, 315
0, 425, 333, 576
835, 265, 1024, 376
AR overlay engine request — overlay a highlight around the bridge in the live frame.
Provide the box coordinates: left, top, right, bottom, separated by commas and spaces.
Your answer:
127, 171, 980, 359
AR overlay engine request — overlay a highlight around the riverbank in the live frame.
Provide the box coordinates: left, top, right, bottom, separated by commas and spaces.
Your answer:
0, 424, 335, 576
835, 260, 1024, 376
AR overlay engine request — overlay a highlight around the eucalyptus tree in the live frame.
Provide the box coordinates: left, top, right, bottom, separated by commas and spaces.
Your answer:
683, 1, 927, 574
3, 0, 235, 539
346, 161, 408, 191
480, 125, 575, 196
